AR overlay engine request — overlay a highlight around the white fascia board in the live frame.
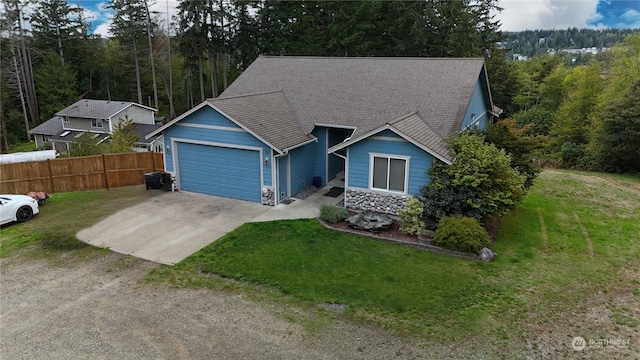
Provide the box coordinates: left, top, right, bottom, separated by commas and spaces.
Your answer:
145, 101, 211, 139
327, 125, 391, 154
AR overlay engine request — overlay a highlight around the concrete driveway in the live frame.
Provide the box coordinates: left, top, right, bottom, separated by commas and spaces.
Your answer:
77, 191, 271, 265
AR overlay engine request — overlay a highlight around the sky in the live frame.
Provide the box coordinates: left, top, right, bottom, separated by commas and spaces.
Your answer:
72, 0, 640, 37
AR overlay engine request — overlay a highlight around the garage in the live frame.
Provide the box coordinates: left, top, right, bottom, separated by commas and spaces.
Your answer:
176, 142, 262, 202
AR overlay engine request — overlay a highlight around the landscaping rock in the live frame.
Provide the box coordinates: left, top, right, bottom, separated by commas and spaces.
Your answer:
346, 211, 393, 231
479, 247, 497, 262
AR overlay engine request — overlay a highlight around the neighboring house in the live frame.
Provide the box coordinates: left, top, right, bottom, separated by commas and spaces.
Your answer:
147, 56, 500, 213
30, 99, 164, 153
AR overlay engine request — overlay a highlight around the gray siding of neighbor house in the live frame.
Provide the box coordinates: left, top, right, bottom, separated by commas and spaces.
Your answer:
112, 106, 155, 127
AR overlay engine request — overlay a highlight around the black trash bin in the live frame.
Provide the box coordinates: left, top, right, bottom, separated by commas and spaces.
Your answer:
312, 176, 322, 188
160, 172, 173, 191
144, 172, 162, 190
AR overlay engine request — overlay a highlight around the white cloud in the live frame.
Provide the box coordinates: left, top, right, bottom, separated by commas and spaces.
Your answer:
496, 0, 600, 31
93, 22, 111, 38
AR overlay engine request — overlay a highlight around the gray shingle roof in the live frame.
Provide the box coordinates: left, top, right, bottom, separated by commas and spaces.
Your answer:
208, 91, 314, 152
29, 116, 64, 135
390, 113, 452, 162
131, 123, 162, 144
220, 56, 489, 161
56, 99, 156, 119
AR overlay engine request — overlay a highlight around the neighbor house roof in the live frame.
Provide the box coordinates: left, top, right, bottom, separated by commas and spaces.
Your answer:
56, 99, 156, 120
131, 123, 162, 145
29, 116, 64, 136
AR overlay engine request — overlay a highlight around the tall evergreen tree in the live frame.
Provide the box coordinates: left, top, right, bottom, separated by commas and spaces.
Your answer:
30, 0, 87, 66
35, 52, 78, 121
109, 0, 150, 104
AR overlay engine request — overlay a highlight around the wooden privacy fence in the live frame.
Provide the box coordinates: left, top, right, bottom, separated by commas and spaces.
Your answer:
0, 152, 164, 194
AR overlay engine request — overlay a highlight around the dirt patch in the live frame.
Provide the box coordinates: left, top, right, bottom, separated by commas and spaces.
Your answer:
0, 252, 455, 360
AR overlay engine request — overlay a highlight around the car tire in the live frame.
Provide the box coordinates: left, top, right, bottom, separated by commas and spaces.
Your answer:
16, 206, 33, 222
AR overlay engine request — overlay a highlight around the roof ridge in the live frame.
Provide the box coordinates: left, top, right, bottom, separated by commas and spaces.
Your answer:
280, 90, 308, 136
257, 55, 485, 61
413, 112, 447, 139
388, 111, 420, 125
211, 89, 283, 101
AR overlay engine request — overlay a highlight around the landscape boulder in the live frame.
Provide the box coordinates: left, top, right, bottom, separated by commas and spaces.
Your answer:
346, 211, 393, 232
479, 247, 497, 262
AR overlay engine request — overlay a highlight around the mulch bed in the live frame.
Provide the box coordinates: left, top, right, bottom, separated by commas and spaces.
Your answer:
322, 216, 421, 245
318, 212, 483, 261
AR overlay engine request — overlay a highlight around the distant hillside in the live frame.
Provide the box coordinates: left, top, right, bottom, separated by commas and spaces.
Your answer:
502, 28, 639, 58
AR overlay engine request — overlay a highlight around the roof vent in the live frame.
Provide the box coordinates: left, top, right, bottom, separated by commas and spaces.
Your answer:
60, 131, 71, 137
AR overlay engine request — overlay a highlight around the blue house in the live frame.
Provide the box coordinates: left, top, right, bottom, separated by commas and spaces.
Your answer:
147, 56, 499, 214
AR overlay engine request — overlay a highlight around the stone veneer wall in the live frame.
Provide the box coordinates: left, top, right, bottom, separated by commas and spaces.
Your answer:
261, 187, 275, 206
345, 190, 409, 215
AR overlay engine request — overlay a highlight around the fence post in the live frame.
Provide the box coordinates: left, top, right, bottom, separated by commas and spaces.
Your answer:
102, 154, 109, 190
47, 159, 55, 193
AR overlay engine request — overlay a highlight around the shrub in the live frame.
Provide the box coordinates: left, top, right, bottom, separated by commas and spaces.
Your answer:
319, 204, 348, 224
420, 132, 525, 228
433, 216, 490, 254
398, 197, 425, 235
420, 162, 484, 230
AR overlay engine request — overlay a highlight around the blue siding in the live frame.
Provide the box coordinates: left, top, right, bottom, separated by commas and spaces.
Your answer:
163, 106, 271, 187
289, 141, 316, 195
461, 77, 491, 131
177, 142, 261, 202
348, 135, 433, 195
182, 106, 241, 128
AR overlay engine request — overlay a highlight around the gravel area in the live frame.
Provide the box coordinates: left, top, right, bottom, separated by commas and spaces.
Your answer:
0, 252, 449, 360
292, 185, 320, 200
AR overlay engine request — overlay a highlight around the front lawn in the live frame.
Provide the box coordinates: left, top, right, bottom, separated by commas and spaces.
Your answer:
153, 170, 640, 355
0, 186, 161, 260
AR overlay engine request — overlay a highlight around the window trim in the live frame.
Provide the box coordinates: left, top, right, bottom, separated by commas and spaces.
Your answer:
91, 118, 103, 128
368, 153, 410, 194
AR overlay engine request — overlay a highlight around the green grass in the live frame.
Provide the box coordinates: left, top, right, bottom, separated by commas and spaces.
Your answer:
0, 186, 161, 261
3, 169, 638, 354
168, 219, 515, 338
152, 169, 640, 346
8, 141, 37, 153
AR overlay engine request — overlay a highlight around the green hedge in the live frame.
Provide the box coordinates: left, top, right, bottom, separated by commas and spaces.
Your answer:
433, 216, 490, 253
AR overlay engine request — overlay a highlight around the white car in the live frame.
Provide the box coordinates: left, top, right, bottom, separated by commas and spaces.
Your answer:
0, 195, 40, 226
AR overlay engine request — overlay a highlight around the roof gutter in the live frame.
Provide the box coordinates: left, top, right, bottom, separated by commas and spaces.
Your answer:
281, 136, 318, 153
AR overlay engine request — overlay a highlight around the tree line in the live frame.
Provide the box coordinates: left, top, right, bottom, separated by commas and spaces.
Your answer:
0, 0, 504, 151
509, 34, 640, 173
504, 28, 638, 57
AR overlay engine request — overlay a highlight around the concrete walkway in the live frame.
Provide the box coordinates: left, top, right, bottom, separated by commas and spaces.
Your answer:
251, 186, 344, 222
77, 185, 344, 265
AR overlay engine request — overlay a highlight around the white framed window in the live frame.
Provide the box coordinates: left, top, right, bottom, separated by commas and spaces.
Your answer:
369, 153, 409, 193
91, 119, 103, 128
